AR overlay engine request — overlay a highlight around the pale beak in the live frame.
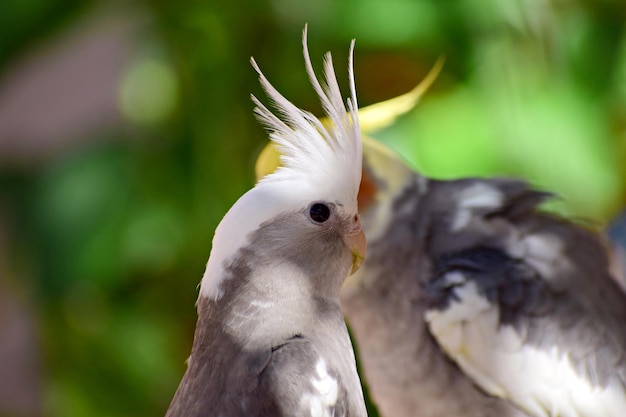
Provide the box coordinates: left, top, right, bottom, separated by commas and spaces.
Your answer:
344, 225, 367, 275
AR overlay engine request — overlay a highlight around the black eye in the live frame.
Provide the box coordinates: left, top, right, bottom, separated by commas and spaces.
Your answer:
309, 203, 331, 223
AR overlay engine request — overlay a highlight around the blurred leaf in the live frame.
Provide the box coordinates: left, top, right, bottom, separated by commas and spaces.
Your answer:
379, 86, 502, 178
0, 0, 90, 65
334, 0, 439, 46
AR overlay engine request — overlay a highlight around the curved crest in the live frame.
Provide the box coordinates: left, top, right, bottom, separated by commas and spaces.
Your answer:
250, 26, 362, 208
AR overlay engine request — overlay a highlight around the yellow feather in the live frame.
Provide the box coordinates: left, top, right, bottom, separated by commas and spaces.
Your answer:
255, 142, 282, 181
349, 56, 444, 133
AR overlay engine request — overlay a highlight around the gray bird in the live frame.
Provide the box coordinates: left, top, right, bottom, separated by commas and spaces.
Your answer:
166, 29, 368, 417
337, 139, 626, 417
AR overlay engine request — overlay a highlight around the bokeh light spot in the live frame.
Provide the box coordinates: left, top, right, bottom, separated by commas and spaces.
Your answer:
119, 58, 178, 125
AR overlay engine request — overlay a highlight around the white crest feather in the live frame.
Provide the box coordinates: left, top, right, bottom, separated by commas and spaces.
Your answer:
250, 25, 362, 208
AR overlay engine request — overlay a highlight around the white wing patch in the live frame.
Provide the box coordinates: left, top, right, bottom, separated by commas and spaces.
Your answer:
451, 183, 503, 232
301, 358, 339, 417
426, 277, 626, 417
522, 233, 571, 285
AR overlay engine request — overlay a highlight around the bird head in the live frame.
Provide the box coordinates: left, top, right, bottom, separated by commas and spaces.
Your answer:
254, 58, 442, 292
201, 27, 366, 301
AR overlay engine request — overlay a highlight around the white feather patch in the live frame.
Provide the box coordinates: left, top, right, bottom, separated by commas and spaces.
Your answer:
426, 278, 626, 417
301, 358, 339, 417
451, 184, 503, 232
523, 233, 571, 284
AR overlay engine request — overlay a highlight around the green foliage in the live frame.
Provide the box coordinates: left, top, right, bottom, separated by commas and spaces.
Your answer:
1, 0, 624, 416
0, 0, 90, 66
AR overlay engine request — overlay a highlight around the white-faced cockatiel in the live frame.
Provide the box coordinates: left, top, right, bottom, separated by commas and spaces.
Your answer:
257, 65, 626, 417
166, 29, 368, 417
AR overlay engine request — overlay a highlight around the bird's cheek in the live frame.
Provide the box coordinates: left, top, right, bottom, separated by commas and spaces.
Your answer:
357, 167, 378, 212
343, 226, 367, 275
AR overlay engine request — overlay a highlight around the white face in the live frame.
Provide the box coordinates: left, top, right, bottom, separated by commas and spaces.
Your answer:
199, 179, 361, 301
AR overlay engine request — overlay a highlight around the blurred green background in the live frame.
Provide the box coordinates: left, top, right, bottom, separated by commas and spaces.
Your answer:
0, 0, 624, 416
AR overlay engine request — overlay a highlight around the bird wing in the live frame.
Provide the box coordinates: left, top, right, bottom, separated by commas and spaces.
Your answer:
260, 335, 356, 417
423, 178, 626, 417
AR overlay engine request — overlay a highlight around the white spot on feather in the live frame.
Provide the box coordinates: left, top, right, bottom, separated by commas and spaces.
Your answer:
250, 299, 274, 308
301, 358, 339, 417
426, 277, 626, 417
451, 184, 503, 232
523, 233, 571, 284
458, 183, 503, 209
